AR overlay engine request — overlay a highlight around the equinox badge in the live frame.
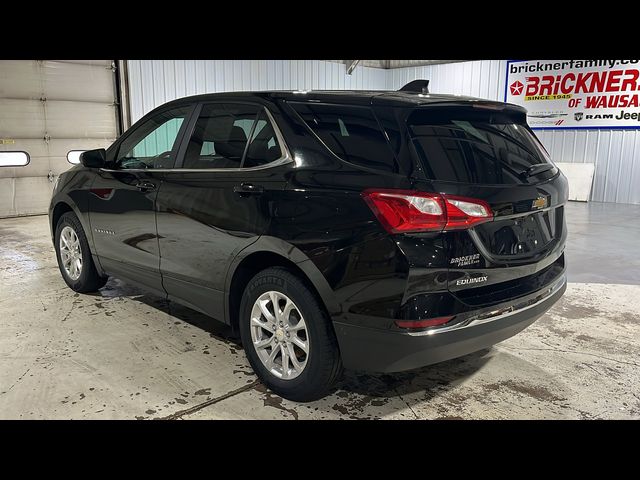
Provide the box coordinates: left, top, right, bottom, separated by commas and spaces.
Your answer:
456, 276, 488, 286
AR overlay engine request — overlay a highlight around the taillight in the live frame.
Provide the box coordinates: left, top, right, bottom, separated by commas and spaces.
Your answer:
362, 189, 492, 234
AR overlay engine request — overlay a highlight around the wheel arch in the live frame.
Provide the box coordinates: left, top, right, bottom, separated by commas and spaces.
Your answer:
225, 237, 339, 333
51, 197, 93, 243
50, 195, 104, 275
51, 201, 74, 238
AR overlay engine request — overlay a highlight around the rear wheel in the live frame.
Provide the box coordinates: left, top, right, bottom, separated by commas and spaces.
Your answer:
55, 212, 107, 293
239, 267, 342, 402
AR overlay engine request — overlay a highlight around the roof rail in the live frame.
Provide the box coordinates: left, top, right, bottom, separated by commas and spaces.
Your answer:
399, 79, 430, 94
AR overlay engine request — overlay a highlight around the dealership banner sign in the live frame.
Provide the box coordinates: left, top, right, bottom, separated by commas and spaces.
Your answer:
505, 60, 640, 129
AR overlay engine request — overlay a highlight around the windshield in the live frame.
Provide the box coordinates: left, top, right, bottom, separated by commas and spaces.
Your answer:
408, 107, 556, 185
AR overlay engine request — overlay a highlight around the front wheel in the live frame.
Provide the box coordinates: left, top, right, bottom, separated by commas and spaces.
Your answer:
55, 212, 107, 293
239, 267, 342, 402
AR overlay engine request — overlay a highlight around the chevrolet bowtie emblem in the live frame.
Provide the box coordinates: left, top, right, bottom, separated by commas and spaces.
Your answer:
532, 196, 548, 209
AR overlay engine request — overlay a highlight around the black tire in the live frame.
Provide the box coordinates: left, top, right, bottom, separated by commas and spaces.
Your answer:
55, 212, 108, 293
239, 267, 342, 402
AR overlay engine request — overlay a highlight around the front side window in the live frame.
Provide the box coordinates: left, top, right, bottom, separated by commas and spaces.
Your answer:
182, 104, 282, 169
116, 106, 191, 169
290, 102, 398, 173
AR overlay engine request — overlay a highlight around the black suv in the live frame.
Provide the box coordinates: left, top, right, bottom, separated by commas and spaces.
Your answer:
49, 82, 568, 401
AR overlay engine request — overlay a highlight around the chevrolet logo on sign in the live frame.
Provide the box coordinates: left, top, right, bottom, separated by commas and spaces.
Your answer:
532, 197, 548, 210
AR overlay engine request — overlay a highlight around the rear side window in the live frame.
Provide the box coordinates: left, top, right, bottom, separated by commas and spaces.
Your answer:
290, 103, 398, 173
408, 107, 555, 185
244, 110, 283, 168
182, 104, 282, 169
183, 104, 259, 169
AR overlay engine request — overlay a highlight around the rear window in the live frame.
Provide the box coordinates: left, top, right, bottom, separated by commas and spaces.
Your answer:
408, 107, 555, 185
290, 102, 399, 173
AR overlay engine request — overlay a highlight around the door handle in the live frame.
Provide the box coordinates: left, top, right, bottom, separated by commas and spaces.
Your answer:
135, 181, 157, 192
233, 183, 264, 196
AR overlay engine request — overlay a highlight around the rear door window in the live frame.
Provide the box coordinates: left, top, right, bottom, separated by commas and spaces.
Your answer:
243, 109, 283, 168
182, 104, 283, 169
182, 104, 260, 169
290, 102, 399, 173
408, 107, 556, 184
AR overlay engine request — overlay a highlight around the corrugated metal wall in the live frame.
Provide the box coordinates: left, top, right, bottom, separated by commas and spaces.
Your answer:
127, 60, 639, 205
127, 60, 387, 123
386, 60, 640, 205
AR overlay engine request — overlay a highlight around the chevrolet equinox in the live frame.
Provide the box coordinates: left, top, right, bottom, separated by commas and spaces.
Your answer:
49, 81, 568, 401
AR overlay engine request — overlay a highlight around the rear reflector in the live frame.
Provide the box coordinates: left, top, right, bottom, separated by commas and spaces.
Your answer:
395, 316, 454, 329
362, 189, 492, 234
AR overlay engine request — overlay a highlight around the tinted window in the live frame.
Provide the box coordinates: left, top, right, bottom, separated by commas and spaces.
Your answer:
116, 106, 190, 169
408, 107, 554, 185
290, 103, 398, 173
243, 110, 282, 168
182, 104, 260, 169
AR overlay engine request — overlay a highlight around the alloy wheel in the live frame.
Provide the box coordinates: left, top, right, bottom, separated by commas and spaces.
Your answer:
59, 225, 83, 281
250, 291, 309, 380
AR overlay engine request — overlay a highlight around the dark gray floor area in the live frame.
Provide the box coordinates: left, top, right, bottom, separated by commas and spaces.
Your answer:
565, 202, 640, 285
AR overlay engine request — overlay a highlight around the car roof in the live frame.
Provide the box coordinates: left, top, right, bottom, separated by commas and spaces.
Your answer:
161, 89, 525, 111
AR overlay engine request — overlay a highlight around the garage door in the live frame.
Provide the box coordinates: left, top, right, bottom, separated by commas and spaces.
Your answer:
0, 60, 118, 218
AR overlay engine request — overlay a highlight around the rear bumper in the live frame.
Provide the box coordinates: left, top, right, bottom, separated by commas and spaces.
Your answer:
334, 274, 566, 373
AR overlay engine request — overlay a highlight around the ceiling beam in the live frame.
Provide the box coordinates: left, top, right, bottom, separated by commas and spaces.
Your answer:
346, 60, 360, 75
328, 60, 467, 69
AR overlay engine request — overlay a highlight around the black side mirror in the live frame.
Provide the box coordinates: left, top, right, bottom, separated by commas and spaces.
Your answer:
80, 148, 107, 168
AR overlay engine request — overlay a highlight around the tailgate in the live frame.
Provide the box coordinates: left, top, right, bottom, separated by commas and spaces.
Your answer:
406, 104, 569, 305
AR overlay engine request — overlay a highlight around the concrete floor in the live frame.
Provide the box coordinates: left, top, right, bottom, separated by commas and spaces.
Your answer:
0, 202, 638, 419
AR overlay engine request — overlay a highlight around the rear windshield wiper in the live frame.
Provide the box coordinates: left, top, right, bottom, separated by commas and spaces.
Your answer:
521, 163, 555, 177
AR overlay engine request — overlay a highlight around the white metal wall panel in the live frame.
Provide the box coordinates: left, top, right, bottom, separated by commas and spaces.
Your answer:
0, 60, 117, 218
0, 61, 42, 98
0, 179, 14, 214
127, 60, 388, 123
386, 60, 640, 205
385, 60, 507, 102
53, 60, 113, 67
14, 177, 53, 216
0, 60, 114, 103
45, 101, 117, 138
0, 178, 52, 218
0, 99, 45, 137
